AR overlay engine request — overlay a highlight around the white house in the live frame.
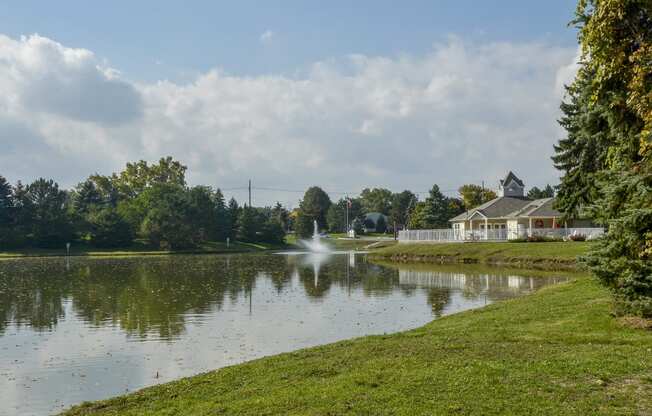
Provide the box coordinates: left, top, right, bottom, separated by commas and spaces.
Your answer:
399, 171, 602, 242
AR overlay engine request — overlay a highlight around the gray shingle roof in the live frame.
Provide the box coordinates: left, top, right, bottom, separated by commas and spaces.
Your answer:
449, 197, 530, 222
500, 171, 524, 187
450, 196, 562, 222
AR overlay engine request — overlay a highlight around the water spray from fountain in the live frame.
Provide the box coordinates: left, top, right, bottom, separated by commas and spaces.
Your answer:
300, 220, 332, 253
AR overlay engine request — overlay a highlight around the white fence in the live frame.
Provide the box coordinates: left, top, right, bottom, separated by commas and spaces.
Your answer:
398, 227, 604, 243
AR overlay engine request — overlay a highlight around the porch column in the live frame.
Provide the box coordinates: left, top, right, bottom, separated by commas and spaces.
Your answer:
552, 217, 556, 228
469, 219, 473, 240
528, 217, 532, 237
484, 218, 488, 240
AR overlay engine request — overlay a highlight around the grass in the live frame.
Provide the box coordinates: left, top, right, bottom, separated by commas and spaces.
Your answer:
370, 241, 593, 269
0, 240, 292, 259
61, 273, 652, 415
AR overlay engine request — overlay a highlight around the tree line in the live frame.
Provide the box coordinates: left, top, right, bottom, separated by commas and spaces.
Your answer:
0, 157, 287, 249
0, 157, 557, 248
292, 182, 553, 239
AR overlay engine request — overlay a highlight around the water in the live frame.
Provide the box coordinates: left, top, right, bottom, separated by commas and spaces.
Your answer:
298, 220, 331, 252
0, 253, 568, 415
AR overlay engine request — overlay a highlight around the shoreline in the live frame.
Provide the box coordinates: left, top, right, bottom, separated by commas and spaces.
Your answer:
369, 241, 592, 271
60, 271, 652, 415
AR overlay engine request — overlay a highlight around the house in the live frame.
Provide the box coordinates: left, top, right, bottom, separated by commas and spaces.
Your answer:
362, 212, 389, 233
399, 171, 602, 242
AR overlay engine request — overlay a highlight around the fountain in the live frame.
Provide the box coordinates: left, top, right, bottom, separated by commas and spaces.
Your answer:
300, 220, 331, 253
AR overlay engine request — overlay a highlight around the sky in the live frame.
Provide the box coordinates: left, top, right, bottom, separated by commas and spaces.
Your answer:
0, 0, 581, 207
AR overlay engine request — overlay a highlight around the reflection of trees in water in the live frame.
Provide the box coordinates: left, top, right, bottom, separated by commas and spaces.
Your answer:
426, 288, 451, 318
287, 254, 401, 300
0, 255, 565, 340
0, 258, 69, 333
0, 256, 276, 340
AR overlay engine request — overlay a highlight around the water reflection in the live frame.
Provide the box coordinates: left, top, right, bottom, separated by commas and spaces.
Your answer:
0, 253, 567, 415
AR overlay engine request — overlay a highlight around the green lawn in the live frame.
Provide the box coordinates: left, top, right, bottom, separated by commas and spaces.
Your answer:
371, 241, 592, 269
0, 240, 292, 259
61, 274, 651, 415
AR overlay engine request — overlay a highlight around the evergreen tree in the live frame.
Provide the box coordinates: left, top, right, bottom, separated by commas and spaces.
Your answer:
86, 207, 134, 248
0, 176, 12, 226
236, 206, 261, 242
527, 185, 555, 200
0, 176, 15, 246
213, 189, 229, 240
226, 198, 240, 240
557, 0, 652, 316
389, 191, 417, 230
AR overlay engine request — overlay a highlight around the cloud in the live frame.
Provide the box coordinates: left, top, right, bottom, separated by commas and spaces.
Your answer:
0, 34, 143, 125
259, 30, 274, 45
0, 33, 578, 204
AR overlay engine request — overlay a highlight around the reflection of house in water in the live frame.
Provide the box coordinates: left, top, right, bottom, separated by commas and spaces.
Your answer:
398, 269, 567, 300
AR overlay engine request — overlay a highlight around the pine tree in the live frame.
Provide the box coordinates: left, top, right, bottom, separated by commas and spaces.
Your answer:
556, 0, 652, 316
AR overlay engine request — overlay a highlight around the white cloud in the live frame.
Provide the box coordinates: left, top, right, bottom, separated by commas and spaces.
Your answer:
259, 30, 274, 45
0, 34, 578, 204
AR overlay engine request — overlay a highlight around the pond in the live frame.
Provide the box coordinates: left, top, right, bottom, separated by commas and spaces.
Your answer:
0, 252, 568, 415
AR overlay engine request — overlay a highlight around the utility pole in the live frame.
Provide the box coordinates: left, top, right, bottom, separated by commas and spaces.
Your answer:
248, 179, 252, 207
345, 196, 349, 235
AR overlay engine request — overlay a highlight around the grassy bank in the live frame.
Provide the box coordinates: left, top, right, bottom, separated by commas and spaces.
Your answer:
370, 241, 592, 270
62, 274, 651, 415
0, 240, 290, 259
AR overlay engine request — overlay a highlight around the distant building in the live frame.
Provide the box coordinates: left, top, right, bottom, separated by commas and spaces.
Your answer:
362, 212, 389, 233
400, 171, 602, 242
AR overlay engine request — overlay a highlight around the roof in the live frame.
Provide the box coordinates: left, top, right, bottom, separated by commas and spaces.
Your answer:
450, 196, 562, 222
364, 212, 388, 223
515, 198, 561, 217
500, 171, 524, 187
449, 197, 530, 222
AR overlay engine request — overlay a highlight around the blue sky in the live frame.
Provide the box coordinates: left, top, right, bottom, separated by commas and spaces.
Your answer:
0, 1, 581, 206
0, 0, 578, 81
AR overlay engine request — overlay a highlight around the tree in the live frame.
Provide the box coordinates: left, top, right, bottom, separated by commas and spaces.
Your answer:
299, 186, 331, 230
458, 184, 497, 209
138, 184, 195, 249
408, 185, 459, 229
187, 186, 217, 243
527, 185, 555, 200
115, 157, 187, 198
0, 176, 15, 246
260, 218, 285, 245
86, 207, 133, 248
72, 179, 103, 215
24, 178, 73, 247
552, 70, 610, 219
375, 215, 387, 233
408, 202, 430, 229
226, 198, 240, 240
326, 201, 346, 233
558, 0, 652, 316
359, 188, 392, 215
213, 189, 229, 241
389, 191, 417, 230
294, 210, 314, 239
236, 206, 262, 243
270, 202, 289, 232
447, 197, 465, 220
0, 176, 12, 226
